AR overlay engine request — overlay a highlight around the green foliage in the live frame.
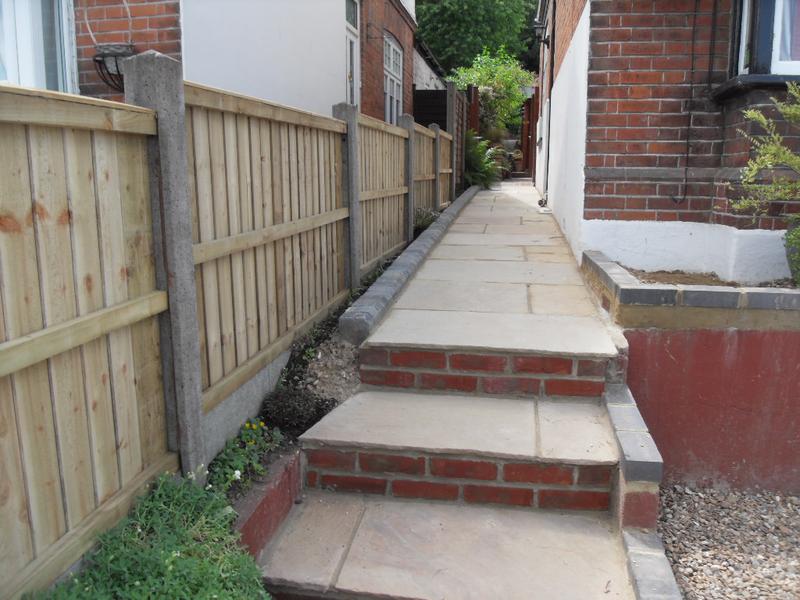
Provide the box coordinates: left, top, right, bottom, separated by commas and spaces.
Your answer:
736, 82, 800, 214
786, 219, 800, 285
261, 388, 337, 439
207, 419, 283, 495
414, 207, 441, 237
735, 83, 800, 283
464, 130, 501, 188
43, 475, 269, 599
417, 0, 538, 72
450, 48, 534, 133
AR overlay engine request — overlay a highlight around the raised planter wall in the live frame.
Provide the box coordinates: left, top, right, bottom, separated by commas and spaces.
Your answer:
583, 251, 800, 493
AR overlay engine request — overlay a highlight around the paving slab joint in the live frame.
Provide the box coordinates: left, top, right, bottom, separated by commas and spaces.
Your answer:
338, 185, 481, 345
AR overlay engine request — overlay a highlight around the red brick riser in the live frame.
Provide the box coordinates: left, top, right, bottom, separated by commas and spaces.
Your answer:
359, 348, 613, 397
304, 447, 613, 512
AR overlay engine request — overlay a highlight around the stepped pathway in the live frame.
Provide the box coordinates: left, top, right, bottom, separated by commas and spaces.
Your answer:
259, 183, 646, 599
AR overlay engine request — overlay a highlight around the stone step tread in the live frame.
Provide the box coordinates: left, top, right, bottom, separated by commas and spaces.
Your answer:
260, 491, 635, 600
300, 390, 618, 465
364, 309, 618, 358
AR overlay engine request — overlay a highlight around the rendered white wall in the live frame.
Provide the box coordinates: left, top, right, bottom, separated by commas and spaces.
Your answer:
546, 1, 590, 260
181, 0, 348, 117
581, 220, 790, 283
413, 49, 445, 90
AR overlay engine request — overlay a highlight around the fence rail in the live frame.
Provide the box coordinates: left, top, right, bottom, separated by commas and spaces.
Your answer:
0, 84, 174, 597
0, 60, 455, 597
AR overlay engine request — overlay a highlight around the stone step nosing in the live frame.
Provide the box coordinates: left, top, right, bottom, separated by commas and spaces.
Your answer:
361, 340, 620, 359
299, 441, 620, 467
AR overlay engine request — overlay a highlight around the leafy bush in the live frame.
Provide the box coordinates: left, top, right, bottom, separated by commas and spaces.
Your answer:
734, 82, 800, 284
450, 48, 534, 134
261, 388, 337, 439
208, 419, 284, 495
44, 475, 269, 599
464, 130, 501, 188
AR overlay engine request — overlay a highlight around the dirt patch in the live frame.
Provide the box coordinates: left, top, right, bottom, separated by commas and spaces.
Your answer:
659, 483, 800, 599
301, 333, 359, 403
624, 266, 797, 289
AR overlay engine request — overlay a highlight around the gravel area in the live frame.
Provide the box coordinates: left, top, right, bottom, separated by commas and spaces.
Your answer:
300, 332, 359, 403
659, 483, 800, 599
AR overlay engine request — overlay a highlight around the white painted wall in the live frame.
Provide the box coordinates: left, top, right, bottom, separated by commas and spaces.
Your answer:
546, 1, 590, 260
400, 0, 415, 20
413, 49, 445, 90
582, 220, 790, 283
181, 0, 348, 117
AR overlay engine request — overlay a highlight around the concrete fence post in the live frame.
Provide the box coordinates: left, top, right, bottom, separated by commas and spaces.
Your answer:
398, 113, 415, 242
122, 51, 205, 478
333, 103, 362, 290
430, 123, 441, 209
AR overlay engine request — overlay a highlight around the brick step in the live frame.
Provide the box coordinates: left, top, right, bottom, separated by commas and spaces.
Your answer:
359, 346, 625, 398
300, 390, 620, 514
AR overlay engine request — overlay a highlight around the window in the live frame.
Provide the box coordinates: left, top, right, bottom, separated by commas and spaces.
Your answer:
345, 0, 359, 105
0, 0, 76, 92
739, 0, 800, 76
383, 33, 402, 124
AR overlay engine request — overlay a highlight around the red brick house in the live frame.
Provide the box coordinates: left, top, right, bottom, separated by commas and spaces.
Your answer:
535, 0, 797, 284
0, 0, 417, 123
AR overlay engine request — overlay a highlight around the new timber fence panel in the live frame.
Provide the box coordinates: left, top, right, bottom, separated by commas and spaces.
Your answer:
413, 123, 437, 214
185, 82, 350, 414
356, 113, 409, 274
0, 84, 174, 598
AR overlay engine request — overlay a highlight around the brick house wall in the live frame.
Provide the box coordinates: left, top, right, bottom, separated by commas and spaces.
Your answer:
553, 0, 588, 80
360, 0, 415, 121
74, 0, 181, 100
583, 0, 799, 231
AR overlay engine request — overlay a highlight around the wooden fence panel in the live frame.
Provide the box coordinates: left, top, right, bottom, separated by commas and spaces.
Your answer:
413, 124, 437, 214
439, 131, 453, 208
0, 85, 174, 597
185, 83, 350, 413
357, 114, 408, 273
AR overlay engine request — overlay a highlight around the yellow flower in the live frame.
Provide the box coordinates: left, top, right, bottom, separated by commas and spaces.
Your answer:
259, 421, 265, 427
244, 422, 250, 429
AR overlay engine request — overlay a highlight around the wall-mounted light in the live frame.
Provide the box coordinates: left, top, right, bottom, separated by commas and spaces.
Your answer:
92, 43, 135, 92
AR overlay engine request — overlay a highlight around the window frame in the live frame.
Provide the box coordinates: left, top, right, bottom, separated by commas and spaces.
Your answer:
383, 32, 402, 125
345, 0, 359, 106
771, 0, 800, 75
0, 0, 77, 93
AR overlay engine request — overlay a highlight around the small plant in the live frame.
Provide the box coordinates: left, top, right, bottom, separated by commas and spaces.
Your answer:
43, 475, 269, 599
414, 207, 440, 237
261, 388, 337, 439
208, 419, 284, 495
734, 82, 800, 284
464, 130, 501, 188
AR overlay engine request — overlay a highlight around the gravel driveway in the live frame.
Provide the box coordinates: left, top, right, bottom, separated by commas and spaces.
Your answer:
659, 484, 799, 599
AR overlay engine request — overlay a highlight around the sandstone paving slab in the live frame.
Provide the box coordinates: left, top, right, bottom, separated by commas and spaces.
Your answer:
529, 284, 599, 317
416, 259, 584, 285
524, 244, 574, 256
301, 391, 537, 459
367, 310, 618, 357
456, 215, 523, 225
538, 400, 618, 464
259, 493, 365, 591
393, 279, 529, 313
449, 223, 486, 233
485, 223, 561, 235
430, 244, 526, 261
335, 497, 634, 600
441, 232, 562, 246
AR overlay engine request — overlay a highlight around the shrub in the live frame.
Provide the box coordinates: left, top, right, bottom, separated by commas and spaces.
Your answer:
414, 207, 440, 237
786, 217, 800, 285
450, 48, 534, 134
261, 388, 337, 439
464, 130, 502, 188
44, 475, 269, 599
208, 419, 284, 495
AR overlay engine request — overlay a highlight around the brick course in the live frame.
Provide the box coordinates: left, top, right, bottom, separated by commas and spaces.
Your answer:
359, 346, 608, 398
304, 446, 615, 513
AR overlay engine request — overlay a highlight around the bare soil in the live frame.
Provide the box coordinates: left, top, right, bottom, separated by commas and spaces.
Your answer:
625, 266, 796, 289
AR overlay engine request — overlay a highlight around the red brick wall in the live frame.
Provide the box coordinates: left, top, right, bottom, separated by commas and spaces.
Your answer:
360, 0, 415, 121
74, 0, 181, 100
626, 328, 800, 493
553, 0, 588, 79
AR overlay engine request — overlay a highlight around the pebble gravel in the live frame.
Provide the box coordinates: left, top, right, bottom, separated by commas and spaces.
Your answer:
301, 332, 359, 403
659, 483, 800, 599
